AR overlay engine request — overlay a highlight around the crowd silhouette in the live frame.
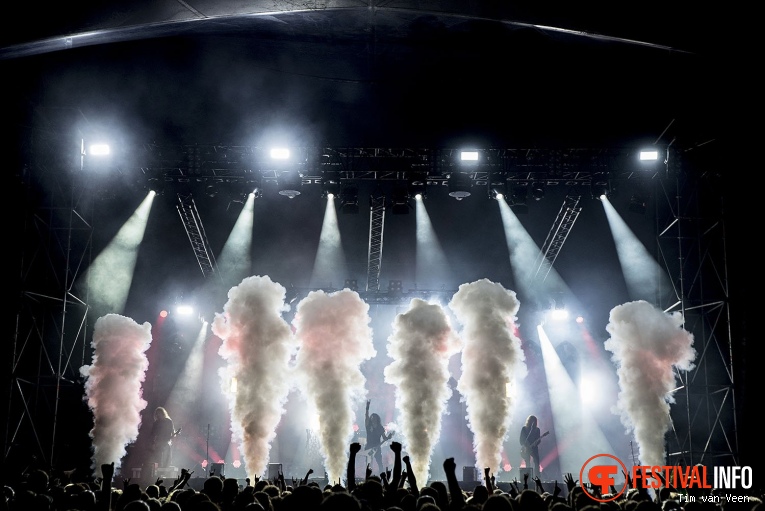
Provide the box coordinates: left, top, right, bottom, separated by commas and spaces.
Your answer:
2, 440, 761, 511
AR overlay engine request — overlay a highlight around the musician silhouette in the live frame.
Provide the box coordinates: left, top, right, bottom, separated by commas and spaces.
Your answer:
364, 400, 392, 474
519, 414, 545, 477
151, 406, 177, 468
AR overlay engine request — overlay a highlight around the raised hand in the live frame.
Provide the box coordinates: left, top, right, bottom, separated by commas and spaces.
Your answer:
564, 472, 578, 492
366, 464, 373, 479
443, 458, 456, 473
390, 441, 402, 454
102, 462, 115, 478
350, 442, 361, 454
554, 480, 562, 497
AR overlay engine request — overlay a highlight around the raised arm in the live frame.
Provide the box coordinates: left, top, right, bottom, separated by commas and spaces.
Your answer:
389, 441, 402, 489
347, 442, 361, 492
98, 462, 114, 511
443, 458, 465, 511
484, 467, 494, 494
403, 455, 419, 497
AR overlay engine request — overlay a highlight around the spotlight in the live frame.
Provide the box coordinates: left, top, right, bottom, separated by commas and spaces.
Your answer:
176, 304, 194, 316
321, 171, 341, 199
490, 189, 504, 200
590, 180, 610, 200
460, 150, 479, 162
277, 171, 302, 199
88, 143, 111, 156
408, 172, 427, 199
639, 149, 659, 161
448, 172, 472, 200
270, 147, 290, 160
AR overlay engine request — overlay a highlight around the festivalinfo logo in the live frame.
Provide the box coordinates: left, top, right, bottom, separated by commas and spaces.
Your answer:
579, 454, 754, 503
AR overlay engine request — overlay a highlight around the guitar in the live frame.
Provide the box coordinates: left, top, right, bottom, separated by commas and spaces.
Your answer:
363, 432, 395, 460
168, 427, 182, 446
520, 430, 549, 459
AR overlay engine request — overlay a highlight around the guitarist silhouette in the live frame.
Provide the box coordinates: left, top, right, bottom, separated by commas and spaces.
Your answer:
151, 406, 177, 468
365, 400, 393, 474
519, 415, 547, 478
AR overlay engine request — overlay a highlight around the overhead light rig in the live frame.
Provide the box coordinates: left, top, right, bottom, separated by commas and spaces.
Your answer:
133, 145, 670, 195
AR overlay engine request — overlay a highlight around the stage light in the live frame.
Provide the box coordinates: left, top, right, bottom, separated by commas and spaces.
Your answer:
277, 170, 302, 198
176, 305, 194, 316
591, 180, 610, 200
448, 172, 472, 200
159, 310, 168, 318
321, 171, 341, 199
270, 147, 290, 160
639, 149, 659, 161
88, 143, 111, 156
408, 172, 427, 199
490, 189, 504, 200
460, 150, 479, 162
550, 308, 569, 321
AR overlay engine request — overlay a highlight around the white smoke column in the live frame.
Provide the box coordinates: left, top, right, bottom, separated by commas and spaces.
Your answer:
383, 298, 460, 484
211, 275, 296, 478
292, 289, 375, 483
448, 279, 526, 474
80, 314, 152, 477
604, 300, 696, 467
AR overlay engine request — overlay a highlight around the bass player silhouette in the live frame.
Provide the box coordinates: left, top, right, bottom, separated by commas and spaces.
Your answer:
519, 414, 548, 478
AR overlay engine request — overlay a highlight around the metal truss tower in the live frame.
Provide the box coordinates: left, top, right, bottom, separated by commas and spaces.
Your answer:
5, 147, 95, 474
176, 193, 219, 278
533, 194, 583, 283
366, 193, 386, 292
656, 147, 738, 467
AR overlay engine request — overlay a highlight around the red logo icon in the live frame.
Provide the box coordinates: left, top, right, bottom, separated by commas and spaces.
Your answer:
579, 454, 628, 502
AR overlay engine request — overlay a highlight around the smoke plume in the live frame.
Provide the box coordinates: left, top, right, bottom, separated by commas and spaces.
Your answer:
211, 275, 296, 478
604, 300, 696, 467
292, 289, 376, 483
80, 314, 153, 477
384, 298, 460, 484
448, 279, 526, 474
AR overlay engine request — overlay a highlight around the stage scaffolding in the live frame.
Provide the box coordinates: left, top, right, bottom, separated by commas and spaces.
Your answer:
5, 143, 738, 476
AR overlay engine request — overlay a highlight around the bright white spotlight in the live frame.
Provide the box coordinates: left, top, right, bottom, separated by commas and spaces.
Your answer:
176, 304, 194, 316
495, 193, 504, 200
639, 150, 659, 161
551, 308, 569, 321
460, 151, 479, 161
270, 148, 290, 160
327, 192, 335, 200
415, 193, 423, 200
89, 143, 111, 156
